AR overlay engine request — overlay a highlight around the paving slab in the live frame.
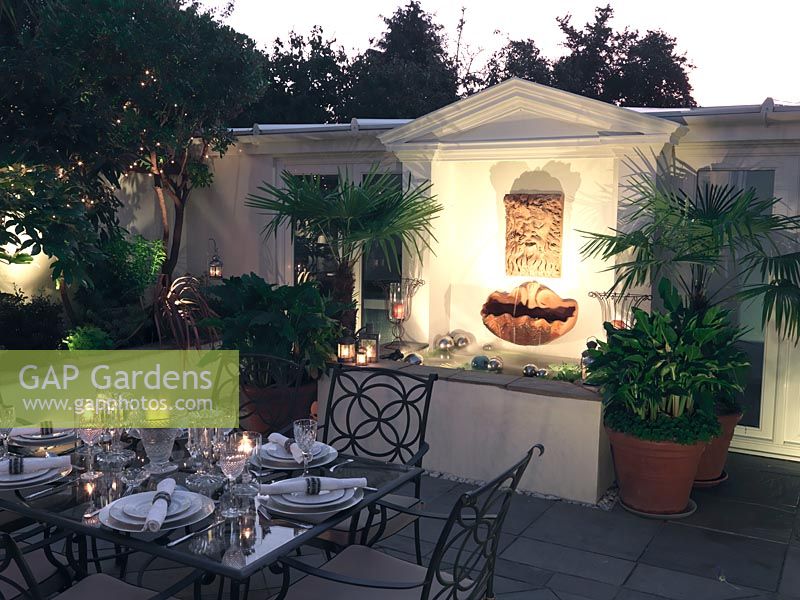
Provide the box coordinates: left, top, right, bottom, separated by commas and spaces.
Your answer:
501, 537, 635, 586
547, 573, 620, 599
624, 564, 763, 600
639, 523, 786, 591
778, 544, 800, 597
524, 501, 661, 560
679, 495, 795, 543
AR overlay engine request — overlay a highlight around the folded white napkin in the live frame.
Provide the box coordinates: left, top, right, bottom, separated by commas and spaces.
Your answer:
145, 478, 176, 532
259, 476, 367, 496
4, 455, 71, 474
266, 433, 305, 464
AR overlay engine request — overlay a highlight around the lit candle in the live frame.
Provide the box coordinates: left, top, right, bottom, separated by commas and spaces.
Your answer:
365, 344, 376, 361
391, 302, 405, 320
238, 438, 254, 454
356, 349, 368, 366
85, 482, 94, 497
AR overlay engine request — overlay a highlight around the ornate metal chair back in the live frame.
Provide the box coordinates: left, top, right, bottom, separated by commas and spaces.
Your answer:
422, 445, 543, 600
321, 365, 437, 465
0, 532, 44, 600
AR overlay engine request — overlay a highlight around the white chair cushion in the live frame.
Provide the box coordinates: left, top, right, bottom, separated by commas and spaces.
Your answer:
54, 573, 176, 600
284, 544, 439, 600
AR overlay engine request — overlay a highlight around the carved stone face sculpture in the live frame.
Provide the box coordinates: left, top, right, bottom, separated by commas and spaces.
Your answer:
504, 193, 564, 278
480, 281, 579, 345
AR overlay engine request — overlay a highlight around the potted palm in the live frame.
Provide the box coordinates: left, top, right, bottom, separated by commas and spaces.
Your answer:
588, 280, 748, 515
245, 168, 442, 332
582, 154, 800, 485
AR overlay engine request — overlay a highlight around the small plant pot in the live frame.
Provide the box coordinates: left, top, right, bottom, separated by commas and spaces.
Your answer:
694, 412, 742, 486
606, 427, 705, 516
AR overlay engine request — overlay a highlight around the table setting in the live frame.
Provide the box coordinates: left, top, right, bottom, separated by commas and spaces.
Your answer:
0, 454, 73, 490
97, 477, 215, 533
257, 475, 368, 524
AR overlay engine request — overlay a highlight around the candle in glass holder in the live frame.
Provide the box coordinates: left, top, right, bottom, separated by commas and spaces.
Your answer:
364, 342, 376, 362
356, 348, 368, 366
391, 302, 405, 320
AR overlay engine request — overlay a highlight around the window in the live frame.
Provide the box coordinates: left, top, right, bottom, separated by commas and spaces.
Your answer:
293, 175, 338, 295
360, 173, 403, 342
697, 169, 775, 428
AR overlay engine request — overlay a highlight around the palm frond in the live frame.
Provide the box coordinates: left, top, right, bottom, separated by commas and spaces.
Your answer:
245, 167, 442, 273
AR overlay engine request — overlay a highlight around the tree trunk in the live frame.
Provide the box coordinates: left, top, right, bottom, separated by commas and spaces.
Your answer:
331, 262, 357, 332
150, 152, 170, 249
161, 197, 185, 277
59, 278, 76, 327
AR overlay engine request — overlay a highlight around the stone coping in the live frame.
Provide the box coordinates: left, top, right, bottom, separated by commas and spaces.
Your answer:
326, 360, 600, 402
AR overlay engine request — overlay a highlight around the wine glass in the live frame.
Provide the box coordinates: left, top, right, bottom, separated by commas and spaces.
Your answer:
218, 433, 250, 518
186, 427, 225, 493
0, 406, 15, 459
139, 428, 181, 475
76, 410, 104, 482
293, 419, 317, 477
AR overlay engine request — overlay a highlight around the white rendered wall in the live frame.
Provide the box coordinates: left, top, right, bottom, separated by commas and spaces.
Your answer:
410, 156, 619, 361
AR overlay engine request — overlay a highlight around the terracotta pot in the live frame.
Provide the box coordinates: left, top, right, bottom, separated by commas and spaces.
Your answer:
694, 412, 742, 484
239, 380, 317, 434
606, 427, 706, 514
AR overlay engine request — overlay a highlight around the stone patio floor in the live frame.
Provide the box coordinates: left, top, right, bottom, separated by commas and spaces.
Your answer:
107, 451, 800, 599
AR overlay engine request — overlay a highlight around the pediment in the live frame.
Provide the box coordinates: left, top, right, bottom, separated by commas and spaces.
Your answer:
379, 78, 681, 146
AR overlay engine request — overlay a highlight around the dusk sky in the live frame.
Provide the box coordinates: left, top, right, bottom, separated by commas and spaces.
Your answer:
206, 0, 800, 109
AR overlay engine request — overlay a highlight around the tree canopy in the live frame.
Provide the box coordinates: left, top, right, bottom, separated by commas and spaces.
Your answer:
243, 2, 696, 125
1, 0, 267, 285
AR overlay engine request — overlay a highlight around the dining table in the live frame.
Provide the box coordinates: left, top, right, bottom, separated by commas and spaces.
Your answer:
0, 435, 423, 600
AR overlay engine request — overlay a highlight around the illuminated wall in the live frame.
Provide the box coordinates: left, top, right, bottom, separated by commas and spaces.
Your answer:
413, 156, 618, 360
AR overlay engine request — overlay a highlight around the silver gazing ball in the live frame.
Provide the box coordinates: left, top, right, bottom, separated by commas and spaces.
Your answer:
482, 343, 494, 351
522, 364, 538, 377
536, 368, 549, 378
455, 335, 469, 348
404, 353, 424, 366
488, 356, 504, 373
435, 334, 455, 351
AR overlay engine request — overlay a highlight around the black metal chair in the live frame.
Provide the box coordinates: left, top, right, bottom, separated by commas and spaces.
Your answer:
0, 530, 203, 599
315, 365, 437, 563
276, 445, 543, 600
239, 354, 307, 434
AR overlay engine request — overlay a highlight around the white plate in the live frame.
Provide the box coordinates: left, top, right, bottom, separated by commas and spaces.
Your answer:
0, 467, 58, 483
119, 491, 193, 519
0, 465, 72, 490
263, 488, 364, 524
15, 430, 73, 441
263, 441, 324, 461
252, 446, 338, 472
272, 486, 356, 509
99, 494, 214, 533
110, 496, 196, 525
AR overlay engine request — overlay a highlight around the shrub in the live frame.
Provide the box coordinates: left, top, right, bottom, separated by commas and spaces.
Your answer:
63, 325, 114, 350
0, 290, 64, 349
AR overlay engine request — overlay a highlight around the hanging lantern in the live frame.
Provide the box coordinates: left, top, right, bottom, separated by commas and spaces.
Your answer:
337, 333, 356, 364
208, 238, 223, 279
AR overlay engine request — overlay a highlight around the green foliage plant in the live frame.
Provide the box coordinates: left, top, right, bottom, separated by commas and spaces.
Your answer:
204, 274, 342, 380
587, 279, 749, 443
63, 325, 114, 350
246, 168, 441, 332
547, 363, 582, 382
581, 153, 800, 343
